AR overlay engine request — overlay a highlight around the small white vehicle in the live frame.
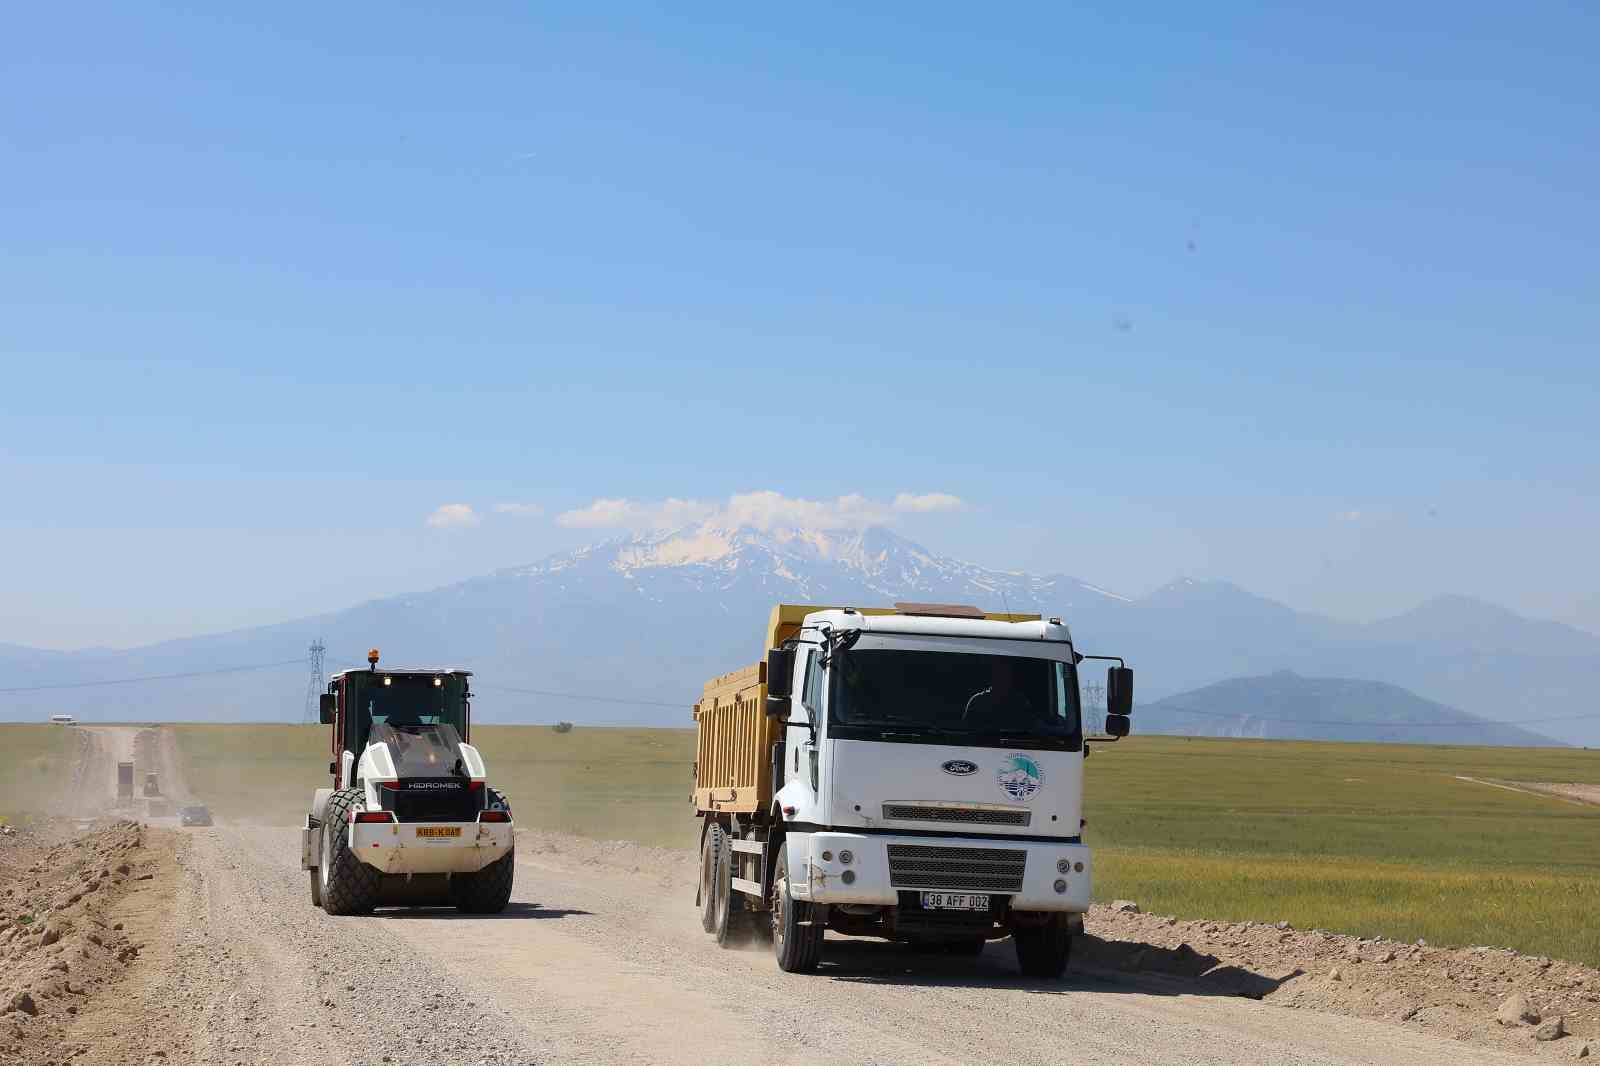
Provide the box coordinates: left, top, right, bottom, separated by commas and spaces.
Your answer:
49, 714, 75, 725
301, 650, 514, 915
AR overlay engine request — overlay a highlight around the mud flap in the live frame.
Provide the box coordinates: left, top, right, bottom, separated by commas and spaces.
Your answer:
301, 821, 322, 871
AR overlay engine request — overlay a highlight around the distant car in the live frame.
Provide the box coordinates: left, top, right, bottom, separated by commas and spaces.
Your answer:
178, 805, 213, 827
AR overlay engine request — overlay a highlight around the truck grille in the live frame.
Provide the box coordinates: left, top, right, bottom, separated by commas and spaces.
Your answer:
382, 780, 482, 823
882, 804, 1031, 827
886, 844, 1026, 893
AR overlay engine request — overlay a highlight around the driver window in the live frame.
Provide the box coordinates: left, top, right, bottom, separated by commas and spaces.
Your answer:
801, 649, 825, 715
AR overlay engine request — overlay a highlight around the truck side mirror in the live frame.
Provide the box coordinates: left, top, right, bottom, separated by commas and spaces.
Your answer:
1104, 713, 1131, 737
1107, 666, 1133, 717
765, 646, 795, 718
319, 693, 336, 725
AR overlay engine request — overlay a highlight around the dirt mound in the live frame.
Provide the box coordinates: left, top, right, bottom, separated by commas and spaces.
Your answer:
0, 820, 163, 1066
1087, 904, 1600, 1057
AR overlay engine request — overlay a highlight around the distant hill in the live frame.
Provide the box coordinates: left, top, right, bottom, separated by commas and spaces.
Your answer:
1139, 672, 1562, 747
1, 524, 1596, 745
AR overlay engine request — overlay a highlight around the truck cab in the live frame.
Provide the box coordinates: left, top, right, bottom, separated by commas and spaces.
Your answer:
694, 604, 1132, 977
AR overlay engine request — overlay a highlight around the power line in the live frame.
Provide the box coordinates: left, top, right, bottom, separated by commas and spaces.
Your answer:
474, 683, 683, 710
0, 658, 305, 694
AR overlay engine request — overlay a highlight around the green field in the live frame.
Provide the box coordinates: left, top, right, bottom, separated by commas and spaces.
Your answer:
0, 724, 76, 824
153, 726, 1600, 965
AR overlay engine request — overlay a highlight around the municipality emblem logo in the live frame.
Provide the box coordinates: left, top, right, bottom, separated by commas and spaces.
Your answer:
997, 753, 1044, 801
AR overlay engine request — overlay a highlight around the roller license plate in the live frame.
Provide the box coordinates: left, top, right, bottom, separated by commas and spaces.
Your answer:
415, 826, 462, 839
921, 892, 989, 911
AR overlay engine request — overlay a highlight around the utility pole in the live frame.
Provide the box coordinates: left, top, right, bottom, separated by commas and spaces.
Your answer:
1084, 681, 1106, 714
304, 639, 327, 724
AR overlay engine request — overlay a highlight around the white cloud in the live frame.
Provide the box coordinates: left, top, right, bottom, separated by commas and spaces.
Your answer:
425, 503, 480, 529
492, 502, 544, 517
893, 492, 965, 514
556, 490, 965, 534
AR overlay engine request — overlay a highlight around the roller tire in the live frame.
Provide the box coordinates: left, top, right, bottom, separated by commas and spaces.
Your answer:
447, 788, 513, 914
320, 789, 381, 916
770, 849, 822, 973
450, 848, 515, 914
1013, 915, 1073, 978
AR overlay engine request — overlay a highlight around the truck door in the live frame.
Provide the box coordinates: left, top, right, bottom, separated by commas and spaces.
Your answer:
792, 648, 824, 796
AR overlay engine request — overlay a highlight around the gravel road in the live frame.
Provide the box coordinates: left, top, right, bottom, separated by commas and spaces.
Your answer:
52, 821, 1540, 1066
46, 733, 1546, 1066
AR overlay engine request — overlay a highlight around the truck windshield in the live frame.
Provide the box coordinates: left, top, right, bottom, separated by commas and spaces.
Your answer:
829, 649, 1082, 750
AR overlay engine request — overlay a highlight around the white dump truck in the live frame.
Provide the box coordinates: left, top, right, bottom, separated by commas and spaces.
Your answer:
301, 650, 514, 915
693, 603, 1132, 976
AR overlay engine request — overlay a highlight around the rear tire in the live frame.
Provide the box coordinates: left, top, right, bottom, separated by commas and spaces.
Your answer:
450, 848, 515, 914
770, 849, 822, 973
699, 822, 725, 933
320, 789, 381, 916
1013, 915, 1073, 978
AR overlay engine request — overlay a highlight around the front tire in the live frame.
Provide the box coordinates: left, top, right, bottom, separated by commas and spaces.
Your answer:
1013, 915, 1073, 978
320, 789, 381, 916
770, 849, 822, 973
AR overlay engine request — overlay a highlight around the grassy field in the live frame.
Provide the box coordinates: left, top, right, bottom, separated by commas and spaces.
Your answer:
154, 725, 1600, 965
0, 725, 77, 824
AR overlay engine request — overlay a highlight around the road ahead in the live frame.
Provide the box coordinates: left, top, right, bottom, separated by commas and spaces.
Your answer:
52, 729, 1537, 1066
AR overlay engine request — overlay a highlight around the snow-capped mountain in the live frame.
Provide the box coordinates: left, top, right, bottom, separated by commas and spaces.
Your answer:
5, 524, 1597, 745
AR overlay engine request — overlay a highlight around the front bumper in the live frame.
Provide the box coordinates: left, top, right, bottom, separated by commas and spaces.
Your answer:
301, 819, 514, 875
792, 831, 1091, 912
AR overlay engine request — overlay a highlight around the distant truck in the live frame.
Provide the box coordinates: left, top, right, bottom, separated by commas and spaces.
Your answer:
117, 762, 135, 803
49, 714, 75, 725
692, 603, 1133, 977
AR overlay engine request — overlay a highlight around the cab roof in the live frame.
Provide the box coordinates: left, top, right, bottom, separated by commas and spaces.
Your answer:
766, 603, 1072, 648
328, 667, 472, 682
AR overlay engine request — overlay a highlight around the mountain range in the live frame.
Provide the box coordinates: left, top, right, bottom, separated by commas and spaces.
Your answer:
3, 524, 1596, 746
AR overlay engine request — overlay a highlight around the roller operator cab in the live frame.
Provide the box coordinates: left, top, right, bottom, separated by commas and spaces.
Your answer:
300, 650, 514, 915
693, 604, 1133, 977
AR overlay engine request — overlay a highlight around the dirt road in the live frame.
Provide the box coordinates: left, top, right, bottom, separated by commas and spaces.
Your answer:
31, 732, 1561, 1066
57, 835, 1547, 1066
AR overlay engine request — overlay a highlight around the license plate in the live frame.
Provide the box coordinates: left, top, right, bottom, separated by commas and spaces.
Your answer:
921, 892, 989, 911
415, 826, 461, 839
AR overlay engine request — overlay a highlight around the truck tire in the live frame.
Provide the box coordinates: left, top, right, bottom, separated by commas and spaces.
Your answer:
770, 849, 822, 973
709, 827, 738, 946
698, 822, 726, 934
450, 848, 515, 914
320, 789, 381, 916
1013, 915, 1072, 978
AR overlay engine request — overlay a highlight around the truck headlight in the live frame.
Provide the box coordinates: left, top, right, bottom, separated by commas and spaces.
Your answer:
1057, 858, 1070, 874
1053, 879, 1068, 894
839, 850, 853, 865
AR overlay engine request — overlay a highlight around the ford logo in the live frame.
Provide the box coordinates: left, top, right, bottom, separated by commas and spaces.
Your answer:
941, 759, 979, 776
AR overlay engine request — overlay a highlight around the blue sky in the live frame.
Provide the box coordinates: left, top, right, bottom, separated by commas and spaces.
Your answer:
3, 2, 1597, 649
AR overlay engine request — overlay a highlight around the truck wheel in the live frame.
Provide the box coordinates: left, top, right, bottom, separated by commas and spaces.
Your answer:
319, 789, 381, 916
450, 848, 515, 914
770, 849, 822, 973
698, 822, 726, 934
1013, 915, 1073, 978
